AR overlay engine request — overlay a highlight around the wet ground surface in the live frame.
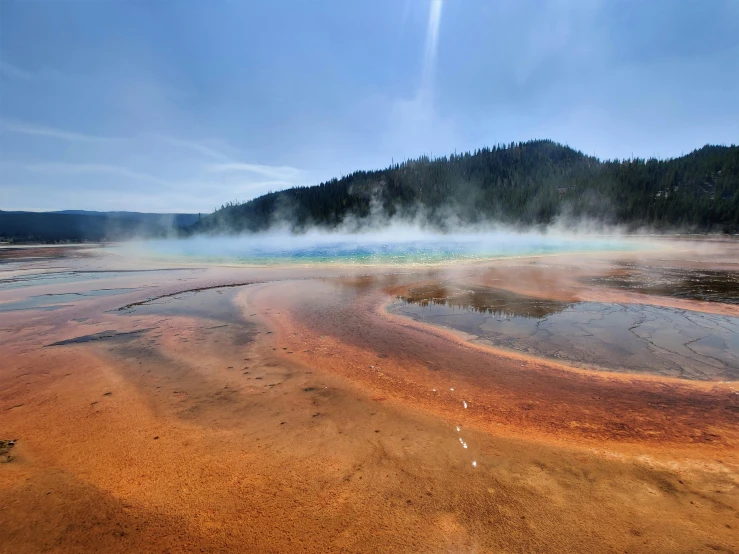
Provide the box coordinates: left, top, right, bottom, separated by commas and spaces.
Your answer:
1, 242, 738, 553
117, 286, 250, 326
393, 285, 739, 380
0, 288, 137, 312
585, 263, 739, 304
398, 283, 573, 318
0, 245, 97, 262
46, 328, 154, 346
0, 268, 201, 291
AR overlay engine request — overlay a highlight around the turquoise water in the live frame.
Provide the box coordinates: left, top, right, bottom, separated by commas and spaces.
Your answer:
132, 231, 650, 266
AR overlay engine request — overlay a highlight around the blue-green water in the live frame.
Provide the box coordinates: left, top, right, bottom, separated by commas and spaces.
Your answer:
131, 231, 651, 266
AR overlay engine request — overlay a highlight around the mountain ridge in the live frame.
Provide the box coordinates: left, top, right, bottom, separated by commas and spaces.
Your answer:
192, 140, 739, 234
0, 211, 200, 243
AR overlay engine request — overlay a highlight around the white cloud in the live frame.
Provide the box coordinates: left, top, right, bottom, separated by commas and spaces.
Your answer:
0, 118, 308, 207
421, 0, 443, 96
207, 162, 303, 180
3, 162, 171, 186
0, 60, 32, 80
153, 135, 233, 162
0, 119, 117, 143
0, 57, 69, 81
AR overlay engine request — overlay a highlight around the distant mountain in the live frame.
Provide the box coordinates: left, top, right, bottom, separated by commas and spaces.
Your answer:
50, 211, 200, 227
192, 140, 739, 234
49, 210, 200, 227
4, 140, 737, 242
0, 211, 200, 243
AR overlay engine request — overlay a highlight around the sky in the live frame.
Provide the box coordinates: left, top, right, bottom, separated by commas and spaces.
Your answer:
1, 0, 738, 213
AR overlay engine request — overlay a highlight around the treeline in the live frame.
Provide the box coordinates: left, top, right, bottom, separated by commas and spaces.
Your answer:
193, 140, 739, 234
0, 211, 199, 243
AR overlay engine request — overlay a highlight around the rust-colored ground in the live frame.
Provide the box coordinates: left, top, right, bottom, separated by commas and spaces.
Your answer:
0, 241, 737, 553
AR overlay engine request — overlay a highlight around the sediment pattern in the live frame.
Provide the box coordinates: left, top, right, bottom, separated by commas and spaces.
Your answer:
1, 243, 737, 553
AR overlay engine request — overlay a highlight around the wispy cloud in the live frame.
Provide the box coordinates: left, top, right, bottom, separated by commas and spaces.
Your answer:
0, 119, 116, 143
420, 0, 443, 97
207, 162, 303, 180
197, 179, 296, 197
2, 119, 303, 178
0, 57, 68, 81
159, 137, 304, 181
3, 162, 171, 186
153, 135, 233, 163
0, 112, 308, 211
0, 60, 32, 80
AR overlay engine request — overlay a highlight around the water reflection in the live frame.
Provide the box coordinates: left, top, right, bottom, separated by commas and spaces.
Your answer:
393, 284, 739, 381
399, 284, 572, 319
585, 265, 739, 304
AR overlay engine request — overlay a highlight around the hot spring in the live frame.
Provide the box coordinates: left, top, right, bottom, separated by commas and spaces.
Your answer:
126, 229, 653, 266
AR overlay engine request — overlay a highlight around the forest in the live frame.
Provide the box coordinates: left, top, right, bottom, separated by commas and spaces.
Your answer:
4, 140, 737, 243
192, 140, 739, 234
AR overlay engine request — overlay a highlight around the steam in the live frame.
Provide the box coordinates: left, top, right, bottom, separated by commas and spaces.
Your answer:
421, 0, 443, 97
127, 220, 653, 266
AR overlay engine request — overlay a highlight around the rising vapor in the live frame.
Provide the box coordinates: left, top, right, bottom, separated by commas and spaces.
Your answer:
421, 0, 443, 97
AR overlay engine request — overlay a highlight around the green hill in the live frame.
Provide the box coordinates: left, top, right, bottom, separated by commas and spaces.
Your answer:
192, 140, 739, 234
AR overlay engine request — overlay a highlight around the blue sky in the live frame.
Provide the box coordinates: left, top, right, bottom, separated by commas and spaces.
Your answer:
1, 0, 738, 213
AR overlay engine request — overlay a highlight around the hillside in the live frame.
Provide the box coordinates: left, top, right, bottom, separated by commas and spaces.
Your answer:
192, 140, 739, 234
0, 211, 199, 243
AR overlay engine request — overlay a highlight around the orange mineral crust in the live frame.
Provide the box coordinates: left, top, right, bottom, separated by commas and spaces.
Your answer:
1, 244, 738, 553
248, 278, 739, 453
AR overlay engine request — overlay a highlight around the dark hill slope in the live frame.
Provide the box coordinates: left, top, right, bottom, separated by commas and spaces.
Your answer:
193, 140, 739, 233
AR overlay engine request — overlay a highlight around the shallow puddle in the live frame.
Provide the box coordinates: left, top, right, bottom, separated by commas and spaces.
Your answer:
394, 285, 739, 380
399, 284, 572, 318
0, 288, 138, 312
585, 265, 739, 304
0, 269, 200, 291
117, 286, 248, 326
